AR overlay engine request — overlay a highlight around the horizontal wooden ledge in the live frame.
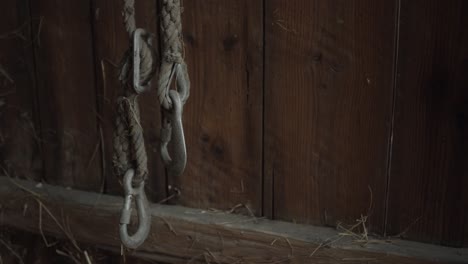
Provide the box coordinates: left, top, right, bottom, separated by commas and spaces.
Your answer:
0, 176, 466, 264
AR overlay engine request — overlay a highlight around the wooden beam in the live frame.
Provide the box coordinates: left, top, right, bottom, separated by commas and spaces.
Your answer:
0, 176, 466, 263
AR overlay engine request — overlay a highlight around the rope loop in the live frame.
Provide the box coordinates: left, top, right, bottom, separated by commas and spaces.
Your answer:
132, 28, 156, 94
115, 0, 156, 186
119, 29, 156, 95
114, 0, 158, 249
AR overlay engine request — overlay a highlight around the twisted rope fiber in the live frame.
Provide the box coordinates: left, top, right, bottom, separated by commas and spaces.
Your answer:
113, 0, 156, 185
122, 0, 136, 36
121, 0, 156, 87
113, 99, 131, 177
157, 0, 189, 110
113, 97, 150, 185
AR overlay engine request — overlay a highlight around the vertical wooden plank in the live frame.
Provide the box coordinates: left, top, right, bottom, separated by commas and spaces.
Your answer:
264, 0, 396, 233
0, 0, 42, 181
387, 0, 468, 247
91, 0, 166, 200
169, 0, 263, 213
30, 0, 101, 190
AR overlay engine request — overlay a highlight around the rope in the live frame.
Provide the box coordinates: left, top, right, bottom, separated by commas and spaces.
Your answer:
113, 96, 148, 184
120, 0, 156, 92
157, 0, 190, 110
114, 0, 189, 185
113, 0, 156, 186
122, 0, 136, 37
113, 98, 131, 177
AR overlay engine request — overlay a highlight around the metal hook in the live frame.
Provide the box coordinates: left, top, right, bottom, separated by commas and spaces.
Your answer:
160, 60, 190, 110
119, 169, 151, 249
175, 62, 190, 104
160, 90, 187, 177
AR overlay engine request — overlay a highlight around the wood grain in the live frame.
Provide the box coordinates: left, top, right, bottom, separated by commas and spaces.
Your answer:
170, 0, 264, 214
386, 0, 468, 247
0, 227, 163, 263
0, 3, 44, 257
91, 0, 166, 201
1, 176, 466, 264
0, 0, 42, 181
264, 0, 396, 234
30, 0, 101, 191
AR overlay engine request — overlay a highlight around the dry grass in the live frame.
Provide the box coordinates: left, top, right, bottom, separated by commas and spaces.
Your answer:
0, 237, 25, 264
308, 186, 380, 258
157, 187, 181, 204
3, 175, 165, 264
3, 173, 94, 264
209, 203, 262, 225
0, 64, 14, 84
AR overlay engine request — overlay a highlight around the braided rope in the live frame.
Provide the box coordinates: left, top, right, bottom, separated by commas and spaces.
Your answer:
113, 98, 131, 177
157, 0, 190, 110
113, 95, 149, 185
122, 0, 136, 37
115, 0, 188, 185
113, 0, 155, 185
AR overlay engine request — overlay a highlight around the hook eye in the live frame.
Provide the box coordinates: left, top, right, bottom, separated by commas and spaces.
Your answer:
119, 169, 151, 249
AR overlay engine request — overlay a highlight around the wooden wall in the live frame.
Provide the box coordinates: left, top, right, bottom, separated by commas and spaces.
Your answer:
0, 0, 467, 248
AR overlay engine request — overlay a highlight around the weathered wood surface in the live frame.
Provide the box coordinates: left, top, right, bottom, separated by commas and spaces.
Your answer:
386, 0, 468, 247
2, 0, 468, 250
90, 0, 166, 200
0, 227, 160, 264
0, 2, 46, 261
264, 0, 396, 234
0, 0, 42, 181
30, 0, 101, 191
173, 0, 264, 213
1, 177, 467, 264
